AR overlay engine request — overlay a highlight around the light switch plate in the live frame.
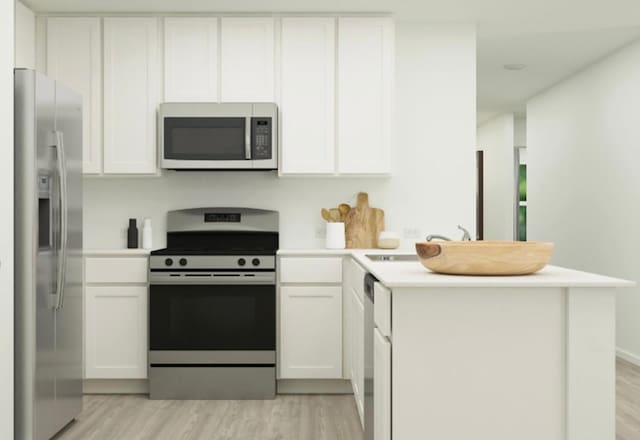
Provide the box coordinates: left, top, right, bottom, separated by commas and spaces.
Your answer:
403, 227, 422, 239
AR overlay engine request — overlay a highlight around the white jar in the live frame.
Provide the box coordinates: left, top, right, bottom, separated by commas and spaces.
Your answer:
326, 222, 346, 249
142, 218, 153, 250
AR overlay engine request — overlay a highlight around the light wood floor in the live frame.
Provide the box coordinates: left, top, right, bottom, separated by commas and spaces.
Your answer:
53, 359, 640, 440
53, 394, 363, 440
618, 358, 640, 440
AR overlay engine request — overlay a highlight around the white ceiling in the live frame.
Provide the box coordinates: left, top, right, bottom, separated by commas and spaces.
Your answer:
477, 26, 640, 124
25, 0, 640, 124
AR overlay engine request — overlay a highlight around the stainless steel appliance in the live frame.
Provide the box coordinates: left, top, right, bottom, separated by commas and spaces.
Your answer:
14, 69, 83, 440
364, 273, 377, 440
149, 208, 278, 399
159, 102, 278, 170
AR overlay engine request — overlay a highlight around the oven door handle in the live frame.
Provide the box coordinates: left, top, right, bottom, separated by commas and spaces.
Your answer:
149, 272, 276, 285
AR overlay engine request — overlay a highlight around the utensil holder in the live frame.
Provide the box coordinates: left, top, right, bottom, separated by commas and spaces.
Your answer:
326, 222, 346, 249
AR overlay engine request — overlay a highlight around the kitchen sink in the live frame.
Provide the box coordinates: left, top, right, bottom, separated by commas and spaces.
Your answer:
365, 254, 418, 262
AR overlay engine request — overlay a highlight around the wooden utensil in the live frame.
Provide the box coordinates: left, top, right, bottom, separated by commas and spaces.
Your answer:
329, 208, 342, 223
338, 204, 351, 221
344, 192, 385, 248
321, 208, 332, 222
415, 241, 554, 276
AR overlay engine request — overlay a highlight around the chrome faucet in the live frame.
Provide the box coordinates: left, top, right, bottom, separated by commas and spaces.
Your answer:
426, 225, 472, 242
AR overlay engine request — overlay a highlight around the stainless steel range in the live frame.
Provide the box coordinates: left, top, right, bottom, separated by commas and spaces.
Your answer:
148, 208, 278, 400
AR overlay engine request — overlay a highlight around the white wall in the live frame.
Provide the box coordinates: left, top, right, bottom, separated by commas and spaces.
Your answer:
15, 1, 35, 69
477, 114, 515, 240
514, 116, 526, 147
527, 39, 640, 365
1, 2, 15, 438
83, 22, 477, 250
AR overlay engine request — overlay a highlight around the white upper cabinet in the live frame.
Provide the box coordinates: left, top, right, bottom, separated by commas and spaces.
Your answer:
164, 17, 218, 102
220, 18, 275, 102
337, 17, 393, 174
103, 17, 160, 174
279, 18, 336, 175
47, 17, 102, 174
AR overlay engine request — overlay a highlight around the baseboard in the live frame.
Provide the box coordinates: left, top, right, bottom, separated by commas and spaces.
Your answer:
83, 378, 352, 395
277, 379, 353, 394
617, 348, 640, 367
83, 379, 149, 394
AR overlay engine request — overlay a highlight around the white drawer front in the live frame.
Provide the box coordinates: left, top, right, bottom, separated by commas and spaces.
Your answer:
279, 257, 343, 284
374, 282, 392, 337
85, 257, 149, 284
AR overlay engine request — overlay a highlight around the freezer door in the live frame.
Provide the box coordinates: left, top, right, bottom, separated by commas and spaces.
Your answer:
53, 80, 83, 433
15, 69, 59, 440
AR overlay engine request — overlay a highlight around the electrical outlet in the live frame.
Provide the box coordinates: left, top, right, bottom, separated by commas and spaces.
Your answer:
315, 226, 326, 239
403, 227, 422, 239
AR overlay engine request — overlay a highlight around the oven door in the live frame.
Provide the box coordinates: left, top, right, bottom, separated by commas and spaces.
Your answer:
149, 280, 276, 365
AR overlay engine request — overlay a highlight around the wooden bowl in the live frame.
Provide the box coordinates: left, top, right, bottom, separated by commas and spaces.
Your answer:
415, 241, 554, 276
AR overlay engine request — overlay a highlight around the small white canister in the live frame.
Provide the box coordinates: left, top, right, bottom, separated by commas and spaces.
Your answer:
142, 218, 153, 250
326, 222, 346, 249
378, 231, 400, 249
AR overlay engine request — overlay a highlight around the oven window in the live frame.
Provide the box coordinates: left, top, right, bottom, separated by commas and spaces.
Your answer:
164, 117, 246, 160
150, 284, 275, 350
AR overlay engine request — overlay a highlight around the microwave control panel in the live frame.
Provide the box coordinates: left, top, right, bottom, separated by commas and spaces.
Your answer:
251, 117, 273, 160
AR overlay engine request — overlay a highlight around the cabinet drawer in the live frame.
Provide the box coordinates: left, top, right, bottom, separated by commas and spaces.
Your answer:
374, 282, 392, 337
85, 257, 149, 284
279, 257, 342, 284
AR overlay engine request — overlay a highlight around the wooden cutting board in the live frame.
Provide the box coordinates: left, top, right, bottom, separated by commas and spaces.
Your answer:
345, 193, 385, 249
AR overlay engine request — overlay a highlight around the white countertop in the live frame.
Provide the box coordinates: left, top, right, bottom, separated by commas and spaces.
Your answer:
279, 248, 634, 289
351, 253, 634, 288
278, 248, 414, 256
83, 248, 151, 256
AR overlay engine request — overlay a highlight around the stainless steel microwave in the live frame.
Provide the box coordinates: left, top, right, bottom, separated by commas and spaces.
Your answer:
159, 102, 278, 170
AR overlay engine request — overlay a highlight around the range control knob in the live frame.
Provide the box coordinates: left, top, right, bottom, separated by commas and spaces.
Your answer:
164, 258, 173, 267
238, 258, 246, 267
179, 258, 188, 267
252, 258, 261, 267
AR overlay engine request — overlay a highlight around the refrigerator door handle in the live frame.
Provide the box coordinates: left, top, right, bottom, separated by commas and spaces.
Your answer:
52, 130, 68, 310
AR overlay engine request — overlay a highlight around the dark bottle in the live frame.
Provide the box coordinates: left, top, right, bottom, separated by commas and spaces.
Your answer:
127, 218, 139, 249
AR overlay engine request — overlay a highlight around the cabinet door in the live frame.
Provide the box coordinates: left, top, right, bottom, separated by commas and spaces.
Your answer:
220, 18, 275, 102
103, 18, 160, 174
47, 17, 102, 174
280, 286, 342, 379
164, 17, 218, 102
337, 17, 393, 174
374, 327, 391, 440
85, 286, 148, 379
280, 18, 335, 174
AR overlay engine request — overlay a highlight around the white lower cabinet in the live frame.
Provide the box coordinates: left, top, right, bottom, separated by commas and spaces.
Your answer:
85, 286, 148, 379
374, 327, 392, 440
280, 286, 343, 378
84, 254, 149, 379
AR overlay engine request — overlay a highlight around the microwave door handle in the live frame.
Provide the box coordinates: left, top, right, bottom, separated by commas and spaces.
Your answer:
245, 118, 251, 160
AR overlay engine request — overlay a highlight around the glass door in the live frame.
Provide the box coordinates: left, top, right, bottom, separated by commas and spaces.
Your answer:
163, 117, 247, 161
149, 284, 275, 351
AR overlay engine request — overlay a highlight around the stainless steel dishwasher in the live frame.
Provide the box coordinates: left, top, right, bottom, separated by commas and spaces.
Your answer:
363, 273, 378, 440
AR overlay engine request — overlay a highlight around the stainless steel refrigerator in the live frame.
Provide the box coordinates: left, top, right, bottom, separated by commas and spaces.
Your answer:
14, 69, 83, 440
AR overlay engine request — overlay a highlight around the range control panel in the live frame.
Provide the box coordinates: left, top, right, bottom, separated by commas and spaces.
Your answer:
251, 117, 273, 160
